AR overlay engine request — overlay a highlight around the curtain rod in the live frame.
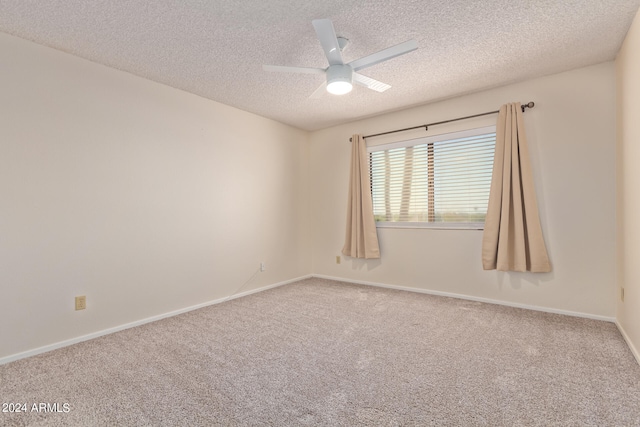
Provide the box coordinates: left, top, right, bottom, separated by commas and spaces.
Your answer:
350, 101, 535, 141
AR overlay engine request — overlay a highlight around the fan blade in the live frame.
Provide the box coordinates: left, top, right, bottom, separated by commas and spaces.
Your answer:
262, 65, 325, 75
310, 82, 327, 99
348, 40, 418, 72
353, 73, 391, 92
312, 19, 344, 66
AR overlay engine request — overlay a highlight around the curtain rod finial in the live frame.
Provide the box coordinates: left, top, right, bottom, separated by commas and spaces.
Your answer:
522, 101, 535, 112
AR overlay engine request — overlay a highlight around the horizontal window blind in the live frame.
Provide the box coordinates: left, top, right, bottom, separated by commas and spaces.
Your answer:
368, 126, 496, 226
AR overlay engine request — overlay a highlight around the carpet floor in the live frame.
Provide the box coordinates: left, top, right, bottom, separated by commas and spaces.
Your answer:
1, 277, 639, 426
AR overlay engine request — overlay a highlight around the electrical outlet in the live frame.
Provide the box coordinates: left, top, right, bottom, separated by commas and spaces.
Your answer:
260, 262, 266, 272
336, 255, 341, 264
75, 296, 86, 311
621, 287, 625, 302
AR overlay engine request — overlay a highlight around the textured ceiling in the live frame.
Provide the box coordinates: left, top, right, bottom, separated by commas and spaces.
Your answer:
1, 1, 639, 131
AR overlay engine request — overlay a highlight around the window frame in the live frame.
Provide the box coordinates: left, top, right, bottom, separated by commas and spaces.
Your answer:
367, 125, 496, 230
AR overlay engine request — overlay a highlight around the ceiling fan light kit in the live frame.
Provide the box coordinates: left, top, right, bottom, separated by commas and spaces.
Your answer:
263, 19, 417, 97
326, 65, 353, 95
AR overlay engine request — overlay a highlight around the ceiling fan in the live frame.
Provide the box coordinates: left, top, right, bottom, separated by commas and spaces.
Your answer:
263, 19, 418, 97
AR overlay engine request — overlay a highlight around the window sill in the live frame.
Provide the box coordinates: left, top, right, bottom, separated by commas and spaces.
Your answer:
375, 222, 484, 230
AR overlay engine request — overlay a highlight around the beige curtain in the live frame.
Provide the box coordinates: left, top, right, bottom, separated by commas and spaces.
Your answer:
482, 103, 551, 272
343, 134, 381, 259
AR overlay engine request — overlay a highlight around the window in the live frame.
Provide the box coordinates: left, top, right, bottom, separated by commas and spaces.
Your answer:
368, 126, 496, 229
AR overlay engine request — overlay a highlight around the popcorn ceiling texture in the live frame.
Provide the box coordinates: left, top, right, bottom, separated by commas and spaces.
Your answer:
0, 0, 638, 130
0, 278, 639, 426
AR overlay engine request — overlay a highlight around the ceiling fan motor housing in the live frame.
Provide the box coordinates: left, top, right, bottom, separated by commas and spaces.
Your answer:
326, 64, 353, 94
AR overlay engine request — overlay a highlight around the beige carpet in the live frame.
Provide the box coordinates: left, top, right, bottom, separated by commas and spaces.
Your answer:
1, 277, 639, 426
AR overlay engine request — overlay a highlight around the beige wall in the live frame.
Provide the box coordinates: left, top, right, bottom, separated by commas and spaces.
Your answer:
616, 9, 640, 361
0, 33, 311, 361
310, 62, 617, 318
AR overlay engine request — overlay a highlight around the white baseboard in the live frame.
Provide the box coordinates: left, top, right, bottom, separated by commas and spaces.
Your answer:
312, 274, 616, 323
0, 274, 312, 366
615, 320, 640, 366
